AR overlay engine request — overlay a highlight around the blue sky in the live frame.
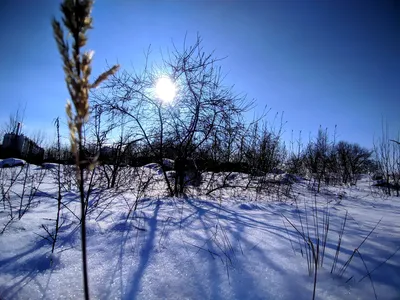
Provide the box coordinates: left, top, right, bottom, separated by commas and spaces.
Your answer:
0, 0, 399, 149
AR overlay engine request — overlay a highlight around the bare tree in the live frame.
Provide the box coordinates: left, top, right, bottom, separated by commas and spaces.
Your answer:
94, 35, 252, 196
30, 130, 46, 147
373, 124, 400, 196
335, 141, 372, 185
2, 106, 26, 135
304, 127, 332, 192
286, 130, 306, 176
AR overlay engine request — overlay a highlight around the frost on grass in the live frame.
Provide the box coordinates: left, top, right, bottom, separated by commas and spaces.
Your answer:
0, 166, 399, 299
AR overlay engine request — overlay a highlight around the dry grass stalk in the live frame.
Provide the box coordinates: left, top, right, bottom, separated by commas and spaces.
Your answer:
52, 1, 119, 299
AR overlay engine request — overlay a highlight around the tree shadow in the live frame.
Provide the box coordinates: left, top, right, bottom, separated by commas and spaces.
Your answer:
123, 203, 160, 300
0, 238, 60, 299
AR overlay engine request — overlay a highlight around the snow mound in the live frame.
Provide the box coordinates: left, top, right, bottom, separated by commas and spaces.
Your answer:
0, 158, 26, 168
41, 163, 59, 170
162, 158, 174, 169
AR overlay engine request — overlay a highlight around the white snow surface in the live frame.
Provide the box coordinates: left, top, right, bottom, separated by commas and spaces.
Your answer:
0, 158, 26, 168
0, 167, 399, 300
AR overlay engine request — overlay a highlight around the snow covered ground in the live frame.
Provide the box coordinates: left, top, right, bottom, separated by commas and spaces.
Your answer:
0, 166, 399, 299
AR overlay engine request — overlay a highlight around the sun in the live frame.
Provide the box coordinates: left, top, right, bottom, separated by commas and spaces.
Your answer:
155, 76, 176, 103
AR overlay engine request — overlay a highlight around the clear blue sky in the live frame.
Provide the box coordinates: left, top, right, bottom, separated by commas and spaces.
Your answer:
0, 0, 399, 149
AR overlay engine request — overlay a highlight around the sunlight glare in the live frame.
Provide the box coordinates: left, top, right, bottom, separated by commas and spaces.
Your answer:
155, 76, 176, 103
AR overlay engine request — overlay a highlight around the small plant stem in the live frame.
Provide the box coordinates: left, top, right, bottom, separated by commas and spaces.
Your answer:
79, 140, 90, 300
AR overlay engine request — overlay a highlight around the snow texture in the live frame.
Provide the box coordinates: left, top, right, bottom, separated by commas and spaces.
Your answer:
0, 166, 399, 299
0, 158, 26, 168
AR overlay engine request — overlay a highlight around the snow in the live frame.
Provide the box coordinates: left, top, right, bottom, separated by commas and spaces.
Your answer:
41, 162, 60, 170
0, 166, 399, 299
143, 163, 163, 175
162, 158, 175, 169
0, 158, 26, 168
